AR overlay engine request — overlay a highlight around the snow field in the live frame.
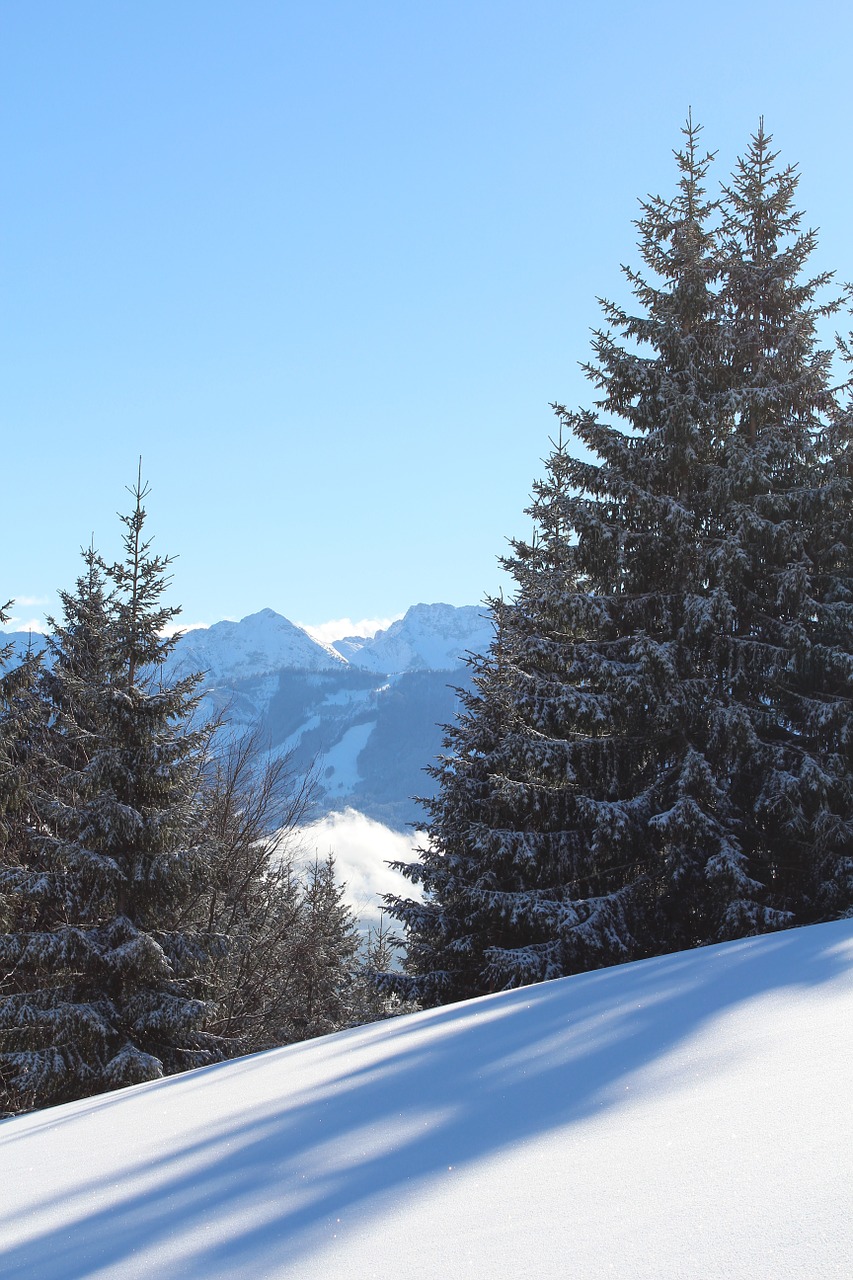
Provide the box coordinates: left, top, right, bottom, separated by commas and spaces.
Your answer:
1, 918, 851, 1279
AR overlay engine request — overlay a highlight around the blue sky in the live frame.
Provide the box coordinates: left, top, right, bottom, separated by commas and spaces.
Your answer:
3, 1, 852, 635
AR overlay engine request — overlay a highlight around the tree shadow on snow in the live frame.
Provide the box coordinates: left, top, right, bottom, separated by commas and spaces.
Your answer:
0, 919, 850, 1278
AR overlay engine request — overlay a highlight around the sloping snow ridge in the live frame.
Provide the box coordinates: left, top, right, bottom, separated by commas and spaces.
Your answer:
2, 919, 851, 1279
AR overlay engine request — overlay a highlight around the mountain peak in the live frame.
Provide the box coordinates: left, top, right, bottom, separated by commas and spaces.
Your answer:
166, 609, 345, 681
334, 602, 493, 672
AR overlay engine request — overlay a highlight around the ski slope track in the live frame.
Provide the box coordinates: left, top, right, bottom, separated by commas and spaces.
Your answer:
2, 919, 851, 1279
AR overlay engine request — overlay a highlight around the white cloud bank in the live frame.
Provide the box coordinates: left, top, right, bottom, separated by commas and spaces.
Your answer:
296, 808, 423, 929
299, 615, 403, 645
1, 594, 52, 633
1, 616, 48, 634
13, 595, 51, 608
159, 621, 212, 638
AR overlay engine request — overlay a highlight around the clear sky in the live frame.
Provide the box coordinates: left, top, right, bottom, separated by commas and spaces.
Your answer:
3, 1, 852, 636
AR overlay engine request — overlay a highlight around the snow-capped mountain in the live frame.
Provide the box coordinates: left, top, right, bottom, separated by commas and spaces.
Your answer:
167, 608, 345, 681
2, 604, 492, 829
175, 604, 491, 828
333, 603, 493, 672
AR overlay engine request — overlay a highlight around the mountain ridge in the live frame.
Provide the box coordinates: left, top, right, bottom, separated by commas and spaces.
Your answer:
2, 601, 493, 677
2, 602, 493, 828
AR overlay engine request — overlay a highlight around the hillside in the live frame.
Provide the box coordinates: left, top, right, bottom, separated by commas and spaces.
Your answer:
1, 918, 851, 1279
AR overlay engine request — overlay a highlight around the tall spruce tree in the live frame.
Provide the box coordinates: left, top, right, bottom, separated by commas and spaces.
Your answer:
711, 124, 853, 924
386, 119, 851, 1006
0, 481, 220, 1115
0, 607, 37, 851
0, 606, 44, 941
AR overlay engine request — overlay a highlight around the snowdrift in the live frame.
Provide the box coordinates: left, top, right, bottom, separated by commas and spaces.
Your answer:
2, 919, 851, 1279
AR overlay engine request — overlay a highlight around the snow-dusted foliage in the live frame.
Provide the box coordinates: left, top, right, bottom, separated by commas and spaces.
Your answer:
387, 120, 853, 1005
0, 606, 44, 946
706, 124, 853, 926
0, 605, 41, 860
0, 486, 219, 1115
2, 509, 383, 1115
192, 731, 365, 1055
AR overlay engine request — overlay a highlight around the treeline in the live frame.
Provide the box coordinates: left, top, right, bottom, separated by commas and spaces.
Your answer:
385, 120, 853, 1004
0, 478, 395, 1117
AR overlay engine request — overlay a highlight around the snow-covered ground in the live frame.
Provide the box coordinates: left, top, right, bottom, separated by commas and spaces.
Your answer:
1, 919, 851, 1279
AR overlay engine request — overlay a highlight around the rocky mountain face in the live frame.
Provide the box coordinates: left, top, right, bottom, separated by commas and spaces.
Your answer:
4, 603, 493, 830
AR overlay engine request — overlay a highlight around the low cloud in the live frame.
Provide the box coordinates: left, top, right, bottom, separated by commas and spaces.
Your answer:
1, 616, 48, 634
159, 621, 211, 638
294, 808, 424, 930
14, 595, 50, 608
299, 616, 403, 645
1, 594, 51, 634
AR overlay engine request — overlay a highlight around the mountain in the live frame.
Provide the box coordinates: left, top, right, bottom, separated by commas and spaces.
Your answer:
333, 603, 492, 672
169, 608, 345, 680
168, 603, 493, 828
2, 917, 850, 1279
2, 603, 492, 828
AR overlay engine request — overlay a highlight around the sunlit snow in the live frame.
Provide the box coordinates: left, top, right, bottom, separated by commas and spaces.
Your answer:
2, 919, 850, 1279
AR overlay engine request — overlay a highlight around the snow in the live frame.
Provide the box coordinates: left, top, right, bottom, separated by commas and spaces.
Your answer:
297, 808, 420, 929
3, 602, 493, 680
336, 603, 494, 672
2, 919, 851, 1279
165, 609, 345, 682
300, 616, 403, 647
315, 720, 375, 797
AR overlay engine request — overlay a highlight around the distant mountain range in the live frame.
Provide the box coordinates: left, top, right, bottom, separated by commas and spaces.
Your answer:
4, 603, 495, 830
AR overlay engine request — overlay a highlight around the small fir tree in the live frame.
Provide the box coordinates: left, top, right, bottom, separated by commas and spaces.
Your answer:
351, 912, 415, 1024
0, 481, 220, 1114
288, 853, 360, 1041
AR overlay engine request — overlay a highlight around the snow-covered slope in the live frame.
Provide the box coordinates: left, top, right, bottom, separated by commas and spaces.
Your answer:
2, 918, 851, 1279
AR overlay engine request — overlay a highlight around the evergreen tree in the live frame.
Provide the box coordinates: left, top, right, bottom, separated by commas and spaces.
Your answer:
0, 608, 38, 851
351, 913, 415, 1024
709, 124, 853, 924
0, 606, 44, 939
387, 119, 851, 1006
289, 853, 360, 1040
0, 482, 220, 1115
